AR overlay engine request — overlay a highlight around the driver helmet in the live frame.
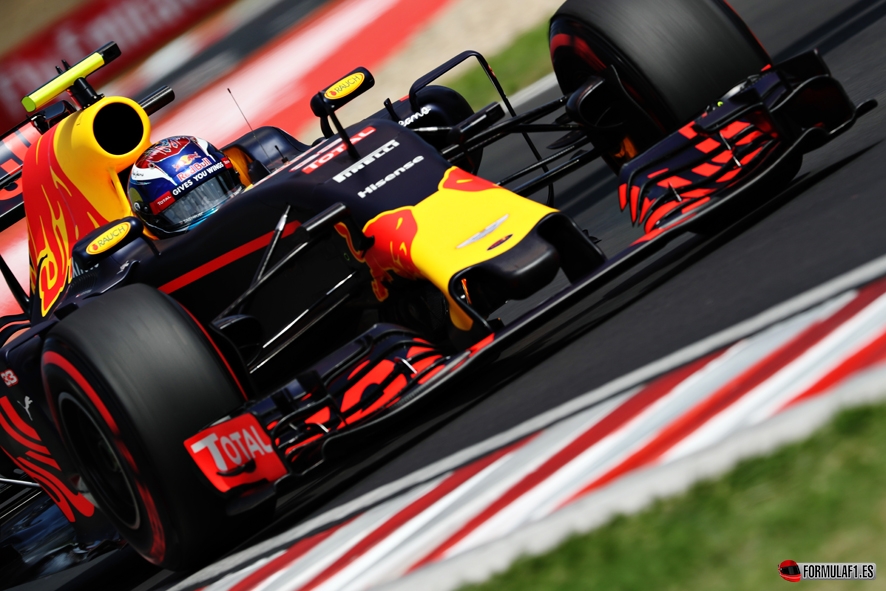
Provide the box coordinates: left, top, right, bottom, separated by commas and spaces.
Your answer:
127, 136, 243, 235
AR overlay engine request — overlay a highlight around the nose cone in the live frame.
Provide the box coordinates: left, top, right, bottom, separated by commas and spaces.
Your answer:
361, 208, 421, 301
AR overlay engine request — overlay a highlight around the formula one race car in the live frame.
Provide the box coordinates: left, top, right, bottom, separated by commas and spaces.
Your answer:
0, 0, 873, 570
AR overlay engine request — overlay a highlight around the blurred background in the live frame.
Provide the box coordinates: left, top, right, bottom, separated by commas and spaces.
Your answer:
0, 0, 563, 146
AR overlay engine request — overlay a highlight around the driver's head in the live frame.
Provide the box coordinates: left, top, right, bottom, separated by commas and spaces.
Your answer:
127, 136, 243, 235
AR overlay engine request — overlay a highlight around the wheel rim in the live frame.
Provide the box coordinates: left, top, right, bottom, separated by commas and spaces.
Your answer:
58, 392, 141, 529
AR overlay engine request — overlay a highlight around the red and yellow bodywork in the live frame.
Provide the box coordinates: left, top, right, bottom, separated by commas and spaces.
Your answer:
339, 167, 556, 331
21, 97, 151, 316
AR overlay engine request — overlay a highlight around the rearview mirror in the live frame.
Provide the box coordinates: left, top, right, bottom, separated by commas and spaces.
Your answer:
72, 217, 145, 273
310, 67, 375, 118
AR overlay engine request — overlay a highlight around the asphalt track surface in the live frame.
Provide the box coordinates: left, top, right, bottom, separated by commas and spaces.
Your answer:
12, 0, 886, 589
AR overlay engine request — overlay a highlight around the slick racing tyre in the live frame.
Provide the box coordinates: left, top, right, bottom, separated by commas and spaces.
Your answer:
43, 284, 269, 570
551, 0, 770, 156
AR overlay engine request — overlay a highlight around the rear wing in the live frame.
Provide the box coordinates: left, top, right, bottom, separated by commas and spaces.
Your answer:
0, 119, 41, 231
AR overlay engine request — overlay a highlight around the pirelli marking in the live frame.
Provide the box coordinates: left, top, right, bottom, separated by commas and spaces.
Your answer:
333, 140, 399, 183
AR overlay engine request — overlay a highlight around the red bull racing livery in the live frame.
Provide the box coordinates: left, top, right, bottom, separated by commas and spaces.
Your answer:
0, 0, 875, 572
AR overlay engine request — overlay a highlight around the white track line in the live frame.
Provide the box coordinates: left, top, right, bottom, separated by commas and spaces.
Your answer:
373, 366, 886, 591
310, 455, 510, 591
449, 299, 846, 550
666, 288, 886, 462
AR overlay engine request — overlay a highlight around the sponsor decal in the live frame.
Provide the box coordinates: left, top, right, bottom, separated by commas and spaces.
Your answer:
324, 72, 365, 100
159, 159, 229, 211
336, 207, 421, 301
150, 192, 174, 214
172, 153, 200, 170
187, 160, 227, 184
86, 221, 131, 255
457, 215, 509, 249
16, 396, 31, 421
333, 140, 399, 183
185, 414, 287, 493
174, 156, 212, 182
1, 370, 19, 387
358, 156, 424, 198
297, 127, 376, 174
399, 106, 431, 127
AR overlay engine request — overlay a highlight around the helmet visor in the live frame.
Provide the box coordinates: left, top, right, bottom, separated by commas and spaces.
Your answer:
157, 171, 241, 231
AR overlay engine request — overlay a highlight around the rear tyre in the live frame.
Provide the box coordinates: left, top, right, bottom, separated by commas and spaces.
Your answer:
551, 0, 770, 162
43, 284, 270, 570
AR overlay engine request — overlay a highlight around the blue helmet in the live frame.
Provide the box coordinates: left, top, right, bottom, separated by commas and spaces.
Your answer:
127, 136, 243, 235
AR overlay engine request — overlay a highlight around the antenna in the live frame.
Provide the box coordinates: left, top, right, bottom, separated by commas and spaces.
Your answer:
227, 88, 271, 162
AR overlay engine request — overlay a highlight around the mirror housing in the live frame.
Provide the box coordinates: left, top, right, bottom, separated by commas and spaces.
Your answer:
72, 217, 145, 273
310, 67, 375, 118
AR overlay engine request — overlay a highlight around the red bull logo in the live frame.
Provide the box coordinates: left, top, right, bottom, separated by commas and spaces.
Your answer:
174, 156, 213, 182
172, 153, 200, 170
335, 208, 420, 301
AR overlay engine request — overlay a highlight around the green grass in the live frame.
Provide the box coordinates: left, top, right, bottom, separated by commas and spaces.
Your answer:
463, 402, 886, 591
446, 20, 553, 109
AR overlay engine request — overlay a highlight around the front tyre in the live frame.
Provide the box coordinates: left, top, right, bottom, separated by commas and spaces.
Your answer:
551, 0, 770, 167
43, 284, 269, 570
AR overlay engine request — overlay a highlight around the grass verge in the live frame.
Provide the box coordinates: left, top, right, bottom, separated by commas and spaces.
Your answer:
446, 20, 554, 108
463, 402, 886, 591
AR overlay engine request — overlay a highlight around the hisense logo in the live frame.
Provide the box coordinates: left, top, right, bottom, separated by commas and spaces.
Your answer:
358, 156, 424, 198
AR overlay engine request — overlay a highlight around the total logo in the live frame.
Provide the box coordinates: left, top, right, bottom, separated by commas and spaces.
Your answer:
298, 127, 376, 174
150, 192, 175, 214
186, 414, 288, 492
188, 419, 275, 473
